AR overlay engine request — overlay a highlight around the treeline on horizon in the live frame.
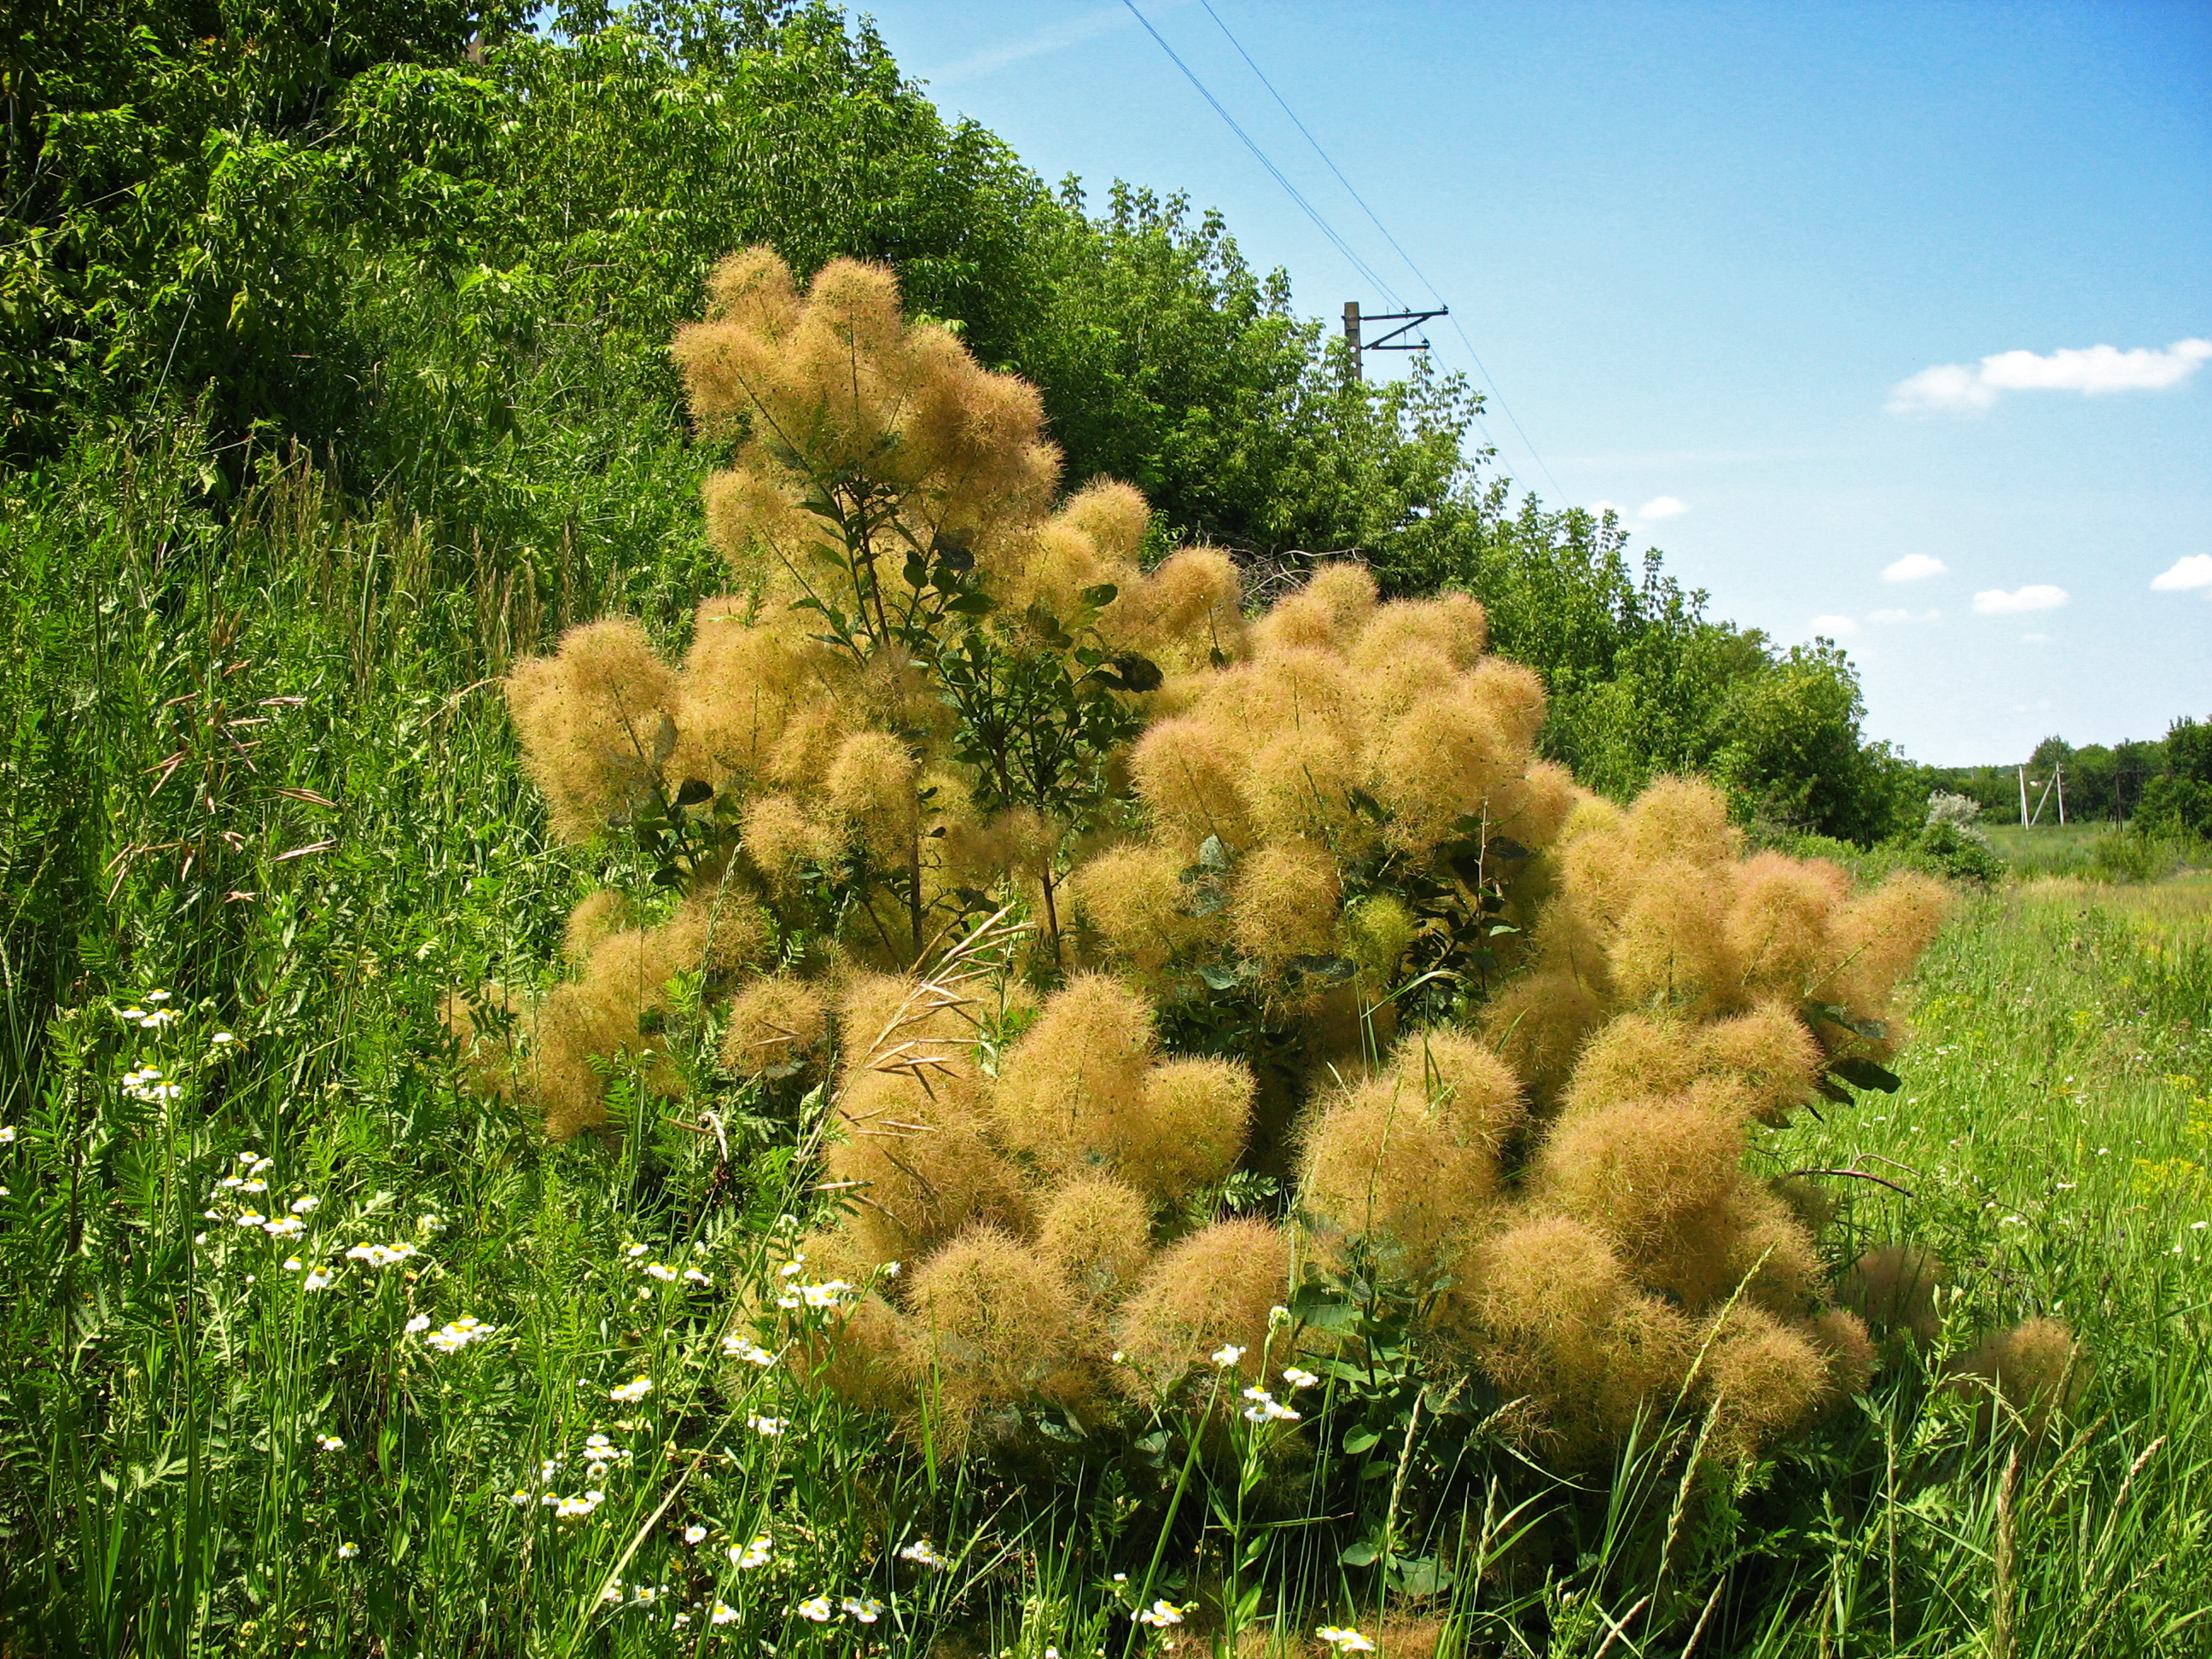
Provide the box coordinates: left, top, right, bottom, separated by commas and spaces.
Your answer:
1932, 723, 2211, 839
8, 0, 2197, 853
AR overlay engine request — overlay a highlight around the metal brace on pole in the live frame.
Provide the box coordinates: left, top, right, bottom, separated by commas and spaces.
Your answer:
1342, 300, 1447, 381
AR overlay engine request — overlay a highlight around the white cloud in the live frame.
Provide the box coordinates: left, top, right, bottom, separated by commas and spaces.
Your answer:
1972, 585, 2069, 615
1882, 553, 1947, 583
2151, 554, 2212, 593
1889, 363, 1995, 416
1870, 608, 1941, 625
2022, 633, 2052, 647
1586, 497, 1689, 527
1807, 614, 1859, 637
1887, 337, 2212, 416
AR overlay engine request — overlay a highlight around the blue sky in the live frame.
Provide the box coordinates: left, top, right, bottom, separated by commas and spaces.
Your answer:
853, 0, 2210, 766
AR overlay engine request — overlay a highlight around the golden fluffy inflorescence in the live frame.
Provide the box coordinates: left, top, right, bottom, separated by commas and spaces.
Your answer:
492, 251, 1251, 1137
1265, 774, 1951, 1464
487, 250, 1966, 1476
1079, 564, 1586, 1023
748, 970, 1289, 1448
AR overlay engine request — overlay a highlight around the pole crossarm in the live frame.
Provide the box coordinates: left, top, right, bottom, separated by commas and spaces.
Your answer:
1357, 307, 1448, 352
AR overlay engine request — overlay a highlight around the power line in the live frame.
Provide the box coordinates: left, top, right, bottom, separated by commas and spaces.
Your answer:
1198, 0, 1423, 304
1192, 0, 1565, 501
1119, 1, 1402, 307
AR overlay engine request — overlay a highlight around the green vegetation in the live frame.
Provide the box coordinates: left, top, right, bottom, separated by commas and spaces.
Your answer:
6, 4, 2210, 1656
1933, 720, 2210, 835
3, 470, 2205, 1644
9, 0, 1918, 848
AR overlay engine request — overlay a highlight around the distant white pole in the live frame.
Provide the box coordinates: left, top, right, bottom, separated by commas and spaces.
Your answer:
2018, 765, 2029, 830
2056, 764, 2065, 827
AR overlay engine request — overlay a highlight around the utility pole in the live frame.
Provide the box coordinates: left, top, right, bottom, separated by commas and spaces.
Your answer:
2056, 763, 2066, 827
1342, 300, 1447, 381
2018, 765, 2029, 830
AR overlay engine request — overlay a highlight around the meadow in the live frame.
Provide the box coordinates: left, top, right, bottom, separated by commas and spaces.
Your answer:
2, 432, 2208, 1659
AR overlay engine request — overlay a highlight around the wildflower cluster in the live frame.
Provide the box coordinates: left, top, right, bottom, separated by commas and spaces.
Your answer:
117, 989, 178, 1030
421, 1315, 496, 1355
123, 1065, 180, 1102
793, 1592, 882, 1625
727, 1534, 772, 1570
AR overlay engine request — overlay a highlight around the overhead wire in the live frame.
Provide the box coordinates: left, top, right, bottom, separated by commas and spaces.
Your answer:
1118, 1, 1404, 307
1158, 0, 1565, 500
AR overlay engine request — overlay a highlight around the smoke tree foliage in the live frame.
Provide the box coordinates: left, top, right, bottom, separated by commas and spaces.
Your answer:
469, 253, 2078, 1481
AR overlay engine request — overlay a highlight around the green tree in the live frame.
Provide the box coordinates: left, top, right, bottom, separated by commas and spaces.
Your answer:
2137, 715, 2211, 838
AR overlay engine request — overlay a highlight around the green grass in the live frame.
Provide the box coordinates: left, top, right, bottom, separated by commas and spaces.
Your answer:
3, 452, 2209, 1656
1981, 822, 2205, 885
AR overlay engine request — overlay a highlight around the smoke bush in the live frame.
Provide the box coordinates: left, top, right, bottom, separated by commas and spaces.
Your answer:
477, 250, 2003, 1470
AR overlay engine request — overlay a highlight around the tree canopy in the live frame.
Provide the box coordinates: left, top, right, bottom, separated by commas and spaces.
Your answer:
3, 0, 1915, 841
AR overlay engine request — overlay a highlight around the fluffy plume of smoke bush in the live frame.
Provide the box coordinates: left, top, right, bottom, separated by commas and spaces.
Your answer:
719, 975, 830, 1079
900, 1226, 1103, 1451
477, 249, 1972, 1475
1841, 1243, 1948, 1346
489, 250, 1251, 1138
1112, 1219, 1295, 1393
1944, 1318, 2083, 1439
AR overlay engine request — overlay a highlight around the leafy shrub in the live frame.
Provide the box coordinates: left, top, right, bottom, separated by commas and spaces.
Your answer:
1898, 790, 2007, 884
475, 251, 2041, 1481
2087, 829, 2195, 885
